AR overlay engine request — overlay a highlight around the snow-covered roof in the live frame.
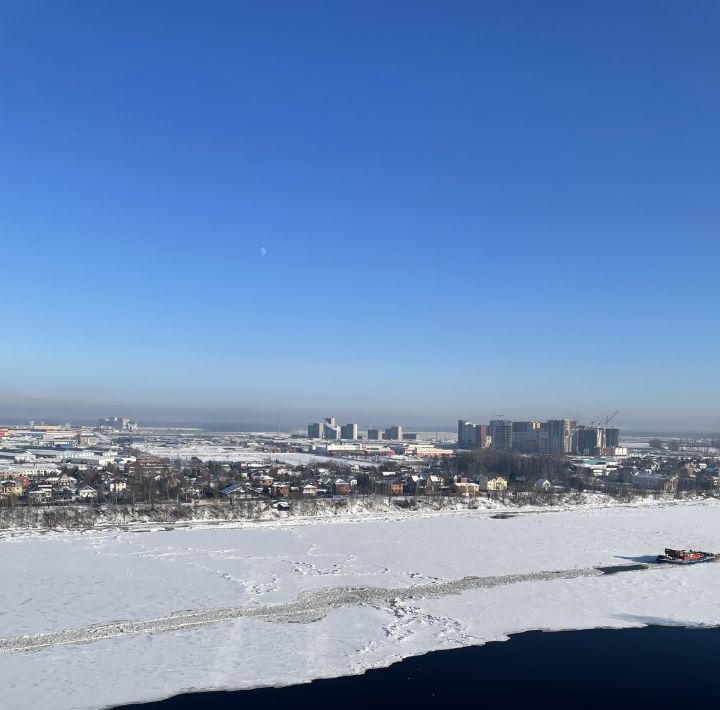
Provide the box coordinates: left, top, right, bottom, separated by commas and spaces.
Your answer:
219, 483, 244, 495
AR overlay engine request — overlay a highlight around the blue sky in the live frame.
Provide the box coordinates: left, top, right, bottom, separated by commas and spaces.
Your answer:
1, 1, 719, 431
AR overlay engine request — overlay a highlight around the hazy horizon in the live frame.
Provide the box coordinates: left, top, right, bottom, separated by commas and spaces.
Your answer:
0, 394, 717, 435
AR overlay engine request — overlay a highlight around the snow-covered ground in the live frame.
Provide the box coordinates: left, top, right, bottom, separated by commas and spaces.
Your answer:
136, 442, 375, 467
2, 502, 720, 709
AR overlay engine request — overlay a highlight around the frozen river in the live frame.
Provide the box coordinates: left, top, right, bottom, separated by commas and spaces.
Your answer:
1, 502, 719, 709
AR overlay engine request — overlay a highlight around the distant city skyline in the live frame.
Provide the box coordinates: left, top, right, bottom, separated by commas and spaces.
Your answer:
0, 396, 716, 435
2, 2, 719, 432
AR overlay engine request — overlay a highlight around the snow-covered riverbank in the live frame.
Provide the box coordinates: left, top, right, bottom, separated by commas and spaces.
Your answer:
1, 502, 720, 709
2, 491, 716, 533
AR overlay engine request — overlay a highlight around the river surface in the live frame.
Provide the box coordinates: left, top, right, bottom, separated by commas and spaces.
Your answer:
115, 625, 720, 709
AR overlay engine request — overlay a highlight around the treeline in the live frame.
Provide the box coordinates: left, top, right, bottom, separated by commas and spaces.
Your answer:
648, 438, 681, 451
0, 497, 466, 530
649, 437, 720, 451
444, 450, 569, 486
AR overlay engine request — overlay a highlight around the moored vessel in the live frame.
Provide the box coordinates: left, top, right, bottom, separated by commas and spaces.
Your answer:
656, 548, 716, 564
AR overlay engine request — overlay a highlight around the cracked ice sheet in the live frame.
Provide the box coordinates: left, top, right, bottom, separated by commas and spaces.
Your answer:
3, 504, 720, 709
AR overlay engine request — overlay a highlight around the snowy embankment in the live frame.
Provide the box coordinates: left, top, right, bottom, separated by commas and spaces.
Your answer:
1, 491, 714, 533
0, 495, 480, 532
1, 502, 720, 709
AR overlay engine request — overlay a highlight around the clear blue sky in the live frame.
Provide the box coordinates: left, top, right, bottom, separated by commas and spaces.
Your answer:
1, 1, 719, 431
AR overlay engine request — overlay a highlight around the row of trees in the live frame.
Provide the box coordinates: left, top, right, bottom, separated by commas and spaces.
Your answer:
648, 438, 681, 451
445, 449, 568, 486
649, 437, 720, 452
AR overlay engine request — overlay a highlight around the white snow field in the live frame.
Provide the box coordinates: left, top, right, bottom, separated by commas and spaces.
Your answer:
134, 442, 376, 467
2, 502, 720, 709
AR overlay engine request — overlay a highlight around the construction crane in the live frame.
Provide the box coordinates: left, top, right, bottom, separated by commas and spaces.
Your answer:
603, 410, 620, 427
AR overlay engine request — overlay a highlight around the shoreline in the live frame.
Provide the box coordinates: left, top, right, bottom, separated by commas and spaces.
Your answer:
1, 492, 718, 538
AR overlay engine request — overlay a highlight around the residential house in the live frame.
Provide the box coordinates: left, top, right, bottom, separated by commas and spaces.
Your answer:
453, 480, 480, 497
389, 479, 404, 495
477, 475, 508, 492
424, 475, 443, 495
27, 487, 52, 504
271, 482, 290, 497
632, 471, 677, 492
219, 483, 257, 499
0, 480, 23, 497
78, 485, 98, 501
55, 473, 78, 489
12, 474, 31, 490
405, 475, 424, 495
333, 479, 350, 495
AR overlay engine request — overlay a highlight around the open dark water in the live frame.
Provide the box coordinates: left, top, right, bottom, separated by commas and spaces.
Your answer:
115, 626, 720, 710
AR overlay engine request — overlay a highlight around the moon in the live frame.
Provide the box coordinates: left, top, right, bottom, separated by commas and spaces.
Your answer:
260, 247, 267, 256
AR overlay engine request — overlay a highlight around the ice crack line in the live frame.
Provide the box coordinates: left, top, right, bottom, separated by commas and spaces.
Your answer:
0, 564, 652, 654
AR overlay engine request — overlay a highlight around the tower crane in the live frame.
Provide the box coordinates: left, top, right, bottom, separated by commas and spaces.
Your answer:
603, 410, 620, 427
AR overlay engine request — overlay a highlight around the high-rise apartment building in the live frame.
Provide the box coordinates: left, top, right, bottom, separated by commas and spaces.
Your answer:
98, 417, 137, 431
458, 420, 476, 446
323, 420, 340, 440
367, 429, 382, 441
475, 424, 489, 448
340, 423, 358, 440
536, 424, 549, 452
457, 420, 488, 448
489, 419, 513, 450
309, 416, 341, 440
384, 425, 403, 440
575, 426, 604, 455
605, 428, 620, 448
547, 419, 575, 454
511, 421, 541, 452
